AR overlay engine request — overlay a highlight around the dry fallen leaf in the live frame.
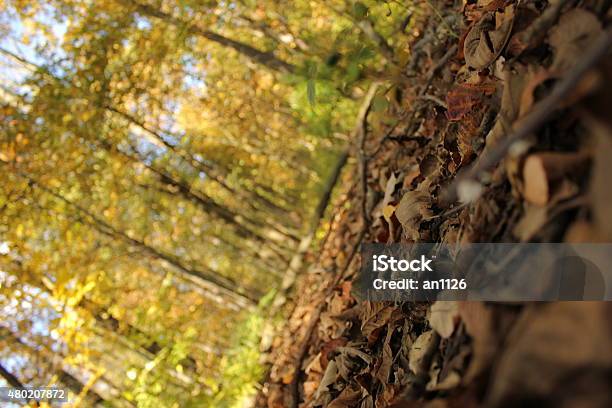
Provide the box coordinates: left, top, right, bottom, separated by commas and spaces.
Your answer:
464, 5, 515, 69
428, 301, 460, 339
522, 152, 588, 206
395, 190, 433, 240
360, 302, 395, 344
486, 302, 612, 407
459, 301, 496, 381
314, 359, 339, 404
446, 82, 497, 122
548, 8, 602, 75
409, 330, 440, 376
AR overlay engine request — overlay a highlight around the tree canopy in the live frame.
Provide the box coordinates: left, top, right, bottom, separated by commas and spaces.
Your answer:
0, 0, 414, 405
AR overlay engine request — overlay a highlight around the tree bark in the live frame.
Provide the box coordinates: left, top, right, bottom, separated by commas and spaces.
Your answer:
124, 0, 296, 73
0, 361, 38, 406
1, 327, 105, 406
4, 166, 260, 309
0, 362, 25, 389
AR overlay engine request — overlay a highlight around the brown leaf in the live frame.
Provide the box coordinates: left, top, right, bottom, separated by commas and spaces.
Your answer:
328, 385, 363, 408
463, 5, 515, 69
375, 310, 404, 385
446, 82, 496, 122
548, 8, 602, 75
428, 301, 460, 339
408, 330, 440, 376
320, 338, 348, 369
395, 190, 433, 240
486, 303, 612, 406
456, 111, 483, 164
313, 360, 339, 405
360, 302, 394, 344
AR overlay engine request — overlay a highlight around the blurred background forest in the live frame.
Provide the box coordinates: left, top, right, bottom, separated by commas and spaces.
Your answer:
0, 0, 420, 406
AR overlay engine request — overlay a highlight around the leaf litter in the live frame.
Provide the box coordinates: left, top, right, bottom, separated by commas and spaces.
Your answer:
259, 1, 612, 407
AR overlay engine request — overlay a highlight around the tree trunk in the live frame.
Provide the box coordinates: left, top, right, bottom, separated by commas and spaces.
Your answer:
1, 327, 106, 406
124, 0, 295, 73
7, 167, 260, 309
0, 362, 25, 389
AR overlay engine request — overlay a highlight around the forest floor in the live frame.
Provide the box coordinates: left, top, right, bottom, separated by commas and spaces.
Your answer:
258, 1, 612, 407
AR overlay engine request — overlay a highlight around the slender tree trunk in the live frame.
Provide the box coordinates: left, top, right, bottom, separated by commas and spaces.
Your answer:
1, 327, 106, 406
79, 298, 204, 375
106, 106, 294, 220
0, 46, 299, 238
5, 166, 259, 308
0, 362, 25, 389
124, 0, 296, 73
0, 362, 38, 406
97, 138, 294, 257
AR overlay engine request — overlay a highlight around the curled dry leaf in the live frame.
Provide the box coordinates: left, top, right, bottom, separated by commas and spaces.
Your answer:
395, 190, 433, 240
428, 301, 460, 339
446, 82, 497, 122
459, 301, 496, 381
464, 5, 515, 69
548, 8, 602, 75
486, 302, 612, 407
522, 152, 589, 206
313, 359, 339, 405
360, 302, 395, 344
408, 330, 440, 376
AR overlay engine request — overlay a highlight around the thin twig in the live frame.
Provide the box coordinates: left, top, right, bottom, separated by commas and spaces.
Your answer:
357, 84, 380, 225
420, 44, 458, 96
423, 0, 459, 38
417, 94, 448, 109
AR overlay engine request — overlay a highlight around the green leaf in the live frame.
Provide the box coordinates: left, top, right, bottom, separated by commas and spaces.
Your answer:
307, 79, 316, 106
372, 94, 389, 112
353, 2, 369, 19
